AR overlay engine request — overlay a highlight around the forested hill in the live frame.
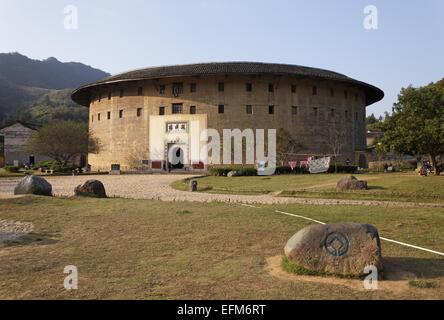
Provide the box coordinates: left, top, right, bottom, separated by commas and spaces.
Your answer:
0, 52, 110, 126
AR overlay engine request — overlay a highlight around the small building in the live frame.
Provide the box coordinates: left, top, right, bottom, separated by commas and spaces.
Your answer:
0, 121, 48, 167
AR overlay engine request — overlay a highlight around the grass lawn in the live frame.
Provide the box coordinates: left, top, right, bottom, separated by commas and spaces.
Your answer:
172, 172, 444, 203
0, 196, 443, 299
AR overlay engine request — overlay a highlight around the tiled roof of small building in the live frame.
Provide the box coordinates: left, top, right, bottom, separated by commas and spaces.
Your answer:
71, 62, 384, 106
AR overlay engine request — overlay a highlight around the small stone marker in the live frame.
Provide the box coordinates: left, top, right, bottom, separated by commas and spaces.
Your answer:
284, 223, 383, 277
14, 175, 52, 196
190, 180, 198, 192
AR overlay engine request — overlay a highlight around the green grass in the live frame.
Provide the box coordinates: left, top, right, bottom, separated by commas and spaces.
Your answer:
1, 196, 443, 299
172, 172, 444, 203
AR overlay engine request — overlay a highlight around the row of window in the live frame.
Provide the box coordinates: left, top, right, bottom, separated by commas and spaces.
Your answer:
92, 105, 364, 122
92, 108, 143, 122
96, 83, 361, 101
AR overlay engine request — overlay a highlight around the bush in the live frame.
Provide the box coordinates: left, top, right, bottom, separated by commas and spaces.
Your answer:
208, 167, 257, 176
274, 166, 309, 175
4, 165, 20, 173
328, 165, 358, 174
34, 160, 58, 169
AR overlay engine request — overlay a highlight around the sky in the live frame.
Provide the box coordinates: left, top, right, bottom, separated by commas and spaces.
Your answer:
1, 0, 443, 116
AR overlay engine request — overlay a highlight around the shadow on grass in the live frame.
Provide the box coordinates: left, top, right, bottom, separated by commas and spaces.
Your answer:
367, 186, 386, 190
1, 232, 58, 247
384, 257, 444, 280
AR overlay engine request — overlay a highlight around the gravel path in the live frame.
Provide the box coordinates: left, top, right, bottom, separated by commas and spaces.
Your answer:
0, 219, 33, 243
0, 174, 443, 208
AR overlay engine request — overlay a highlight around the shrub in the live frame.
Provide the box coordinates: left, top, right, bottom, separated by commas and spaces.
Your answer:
208, 167, 257, 176
34, 160, 58, 169
4, 165, 20, 173
274, 166, 309, 175
328, 165, 358, 174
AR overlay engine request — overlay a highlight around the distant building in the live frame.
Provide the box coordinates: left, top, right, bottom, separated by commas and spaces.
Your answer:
0, 121, 47, 167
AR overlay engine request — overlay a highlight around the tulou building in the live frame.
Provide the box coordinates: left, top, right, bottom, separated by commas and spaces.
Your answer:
71, 62, 384, 172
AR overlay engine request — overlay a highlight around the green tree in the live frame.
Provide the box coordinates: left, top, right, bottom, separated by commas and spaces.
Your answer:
377, 82, 444, 175
27, 121, 100, 167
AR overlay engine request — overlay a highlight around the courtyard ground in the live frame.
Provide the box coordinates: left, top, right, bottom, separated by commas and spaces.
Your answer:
0, 195, 443, 300
0, 173, 443, 299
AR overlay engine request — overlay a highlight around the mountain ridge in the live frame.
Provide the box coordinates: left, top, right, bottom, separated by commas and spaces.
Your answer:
0, 52, 110, 126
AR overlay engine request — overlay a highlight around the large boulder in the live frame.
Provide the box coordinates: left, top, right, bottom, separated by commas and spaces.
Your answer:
285, 223, 383, 277
74, 180, 107, 198
14, 175, 52, 196
337, 175, 368, 191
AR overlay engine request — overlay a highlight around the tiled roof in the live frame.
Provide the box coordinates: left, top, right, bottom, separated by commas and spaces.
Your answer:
71, 62, 384, 106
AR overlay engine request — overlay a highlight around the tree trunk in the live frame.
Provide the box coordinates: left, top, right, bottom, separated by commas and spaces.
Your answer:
430, 154, 440, 175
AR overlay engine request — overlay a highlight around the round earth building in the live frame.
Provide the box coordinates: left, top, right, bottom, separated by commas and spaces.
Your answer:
71, 62, 384, 172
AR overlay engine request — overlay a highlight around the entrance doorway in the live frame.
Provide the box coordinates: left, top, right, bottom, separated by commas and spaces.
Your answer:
358, 154, 368, 169
168, 146, 185, 169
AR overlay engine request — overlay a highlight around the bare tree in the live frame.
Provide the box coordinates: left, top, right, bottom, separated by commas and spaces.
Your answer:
276, 128, 304, 166
327, 126, 346, 172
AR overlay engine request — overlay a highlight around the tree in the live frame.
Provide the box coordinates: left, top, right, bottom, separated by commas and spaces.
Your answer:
326, 126, 346, 172
276, 128, 304, 166
377, 81, 444, 175
27, 121, 101, 167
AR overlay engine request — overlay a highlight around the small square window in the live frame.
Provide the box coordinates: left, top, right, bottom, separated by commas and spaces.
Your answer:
218, 82, 225, 92
291, 85, 297, 93
313, 107, 318, 117
246, 105, 253, 114
246, 83, 253, 92
107, 111, 111, 119
137, 108, 142, 117
312, 86, 317, 95
172, 103, 183, 114
138, 87, 143, 96
98, 113, 101, 121
292, 106, 298, 115
159, 85, 166, 94
268, 84, 274, 93
268, 105, 275, 115
190, 106, 196, 114
119, 89, 124, 98
218, 105, 225, 114
159, 106, 165, 115
119, 110, 123, 118
190, 83, 197, 93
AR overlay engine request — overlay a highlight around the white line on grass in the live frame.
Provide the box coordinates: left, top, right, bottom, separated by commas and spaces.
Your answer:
240, 203, 444, 257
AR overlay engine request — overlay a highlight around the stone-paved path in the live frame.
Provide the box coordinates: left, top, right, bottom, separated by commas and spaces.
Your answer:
0, 174, 443, 208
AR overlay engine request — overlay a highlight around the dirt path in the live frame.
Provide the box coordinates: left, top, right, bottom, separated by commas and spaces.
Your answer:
0, 175, 443, 208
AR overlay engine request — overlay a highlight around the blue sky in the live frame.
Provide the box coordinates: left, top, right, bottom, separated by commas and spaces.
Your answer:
1, 0, 443, 116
